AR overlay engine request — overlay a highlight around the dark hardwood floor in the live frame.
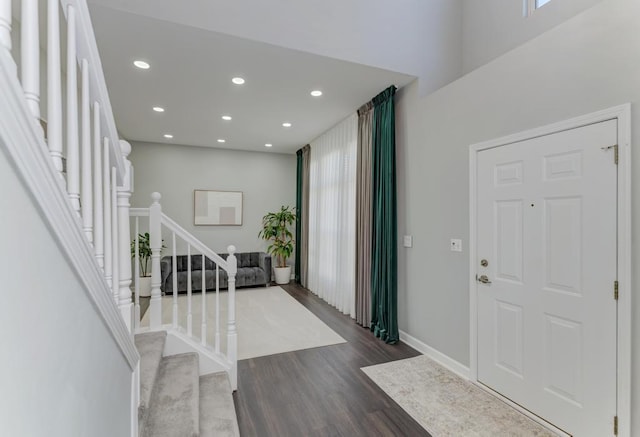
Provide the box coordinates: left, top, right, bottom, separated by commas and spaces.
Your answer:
233, 282, 430, 437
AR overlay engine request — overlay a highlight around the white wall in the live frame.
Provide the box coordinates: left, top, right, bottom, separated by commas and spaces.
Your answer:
87, 0, 463, 96
462, 0, 603, 73
397, 0, 639, 431
129, 141, 296, 255
0, 144, 131, 436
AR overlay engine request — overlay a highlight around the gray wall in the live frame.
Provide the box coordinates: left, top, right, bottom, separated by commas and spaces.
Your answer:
462, 0, 603, 74
129, 141, 296, 254
397, 0, 639, 430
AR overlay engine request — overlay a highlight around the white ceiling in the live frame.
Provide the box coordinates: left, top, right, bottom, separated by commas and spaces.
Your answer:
87, 4, 415, 154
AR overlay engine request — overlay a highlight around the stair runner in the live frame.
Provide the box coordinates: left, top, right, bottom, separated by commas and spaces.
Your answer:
134, 332, 240, 437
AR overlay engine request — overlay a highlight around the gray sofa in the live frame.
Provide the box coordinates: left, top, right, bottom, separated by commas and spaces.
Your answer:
160, 252, 271, 295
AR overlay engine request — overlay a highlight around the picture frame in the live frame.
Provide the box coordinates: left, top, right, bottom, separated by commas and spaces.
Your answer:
194, 190, 243, 226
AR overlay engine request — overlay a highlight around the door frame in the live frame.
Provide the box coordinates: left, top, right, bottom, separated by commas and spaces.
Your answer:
468, 104, 631, 437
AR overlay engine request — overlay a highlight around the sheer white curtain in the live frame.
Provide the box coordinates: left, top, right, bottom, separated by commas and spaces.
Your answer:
308, 113, 357, 317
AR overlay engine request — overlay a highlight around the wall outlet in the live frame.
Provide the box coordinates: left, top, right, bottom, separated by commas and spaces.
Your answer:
403, 235, 413, 248
450, 238, 462, 252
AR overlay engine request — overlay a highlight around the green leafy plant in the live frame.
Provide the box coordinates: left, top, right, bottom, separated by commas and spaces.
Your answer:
130, 232, 165, 277
258, 205, 296, 268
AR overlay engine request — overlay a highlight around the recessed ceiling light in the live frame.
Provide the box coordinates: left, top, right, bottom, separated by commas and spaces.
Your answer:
265, 143, 273, 148
217, 139, 226, 143
310, 90, 323, 97
231, 77, 245, 85
153, 106, 165, 112
163, 134, 173, 139
282, 122, 292, 128
221, 115, 232, 121
133, 60, 150, 69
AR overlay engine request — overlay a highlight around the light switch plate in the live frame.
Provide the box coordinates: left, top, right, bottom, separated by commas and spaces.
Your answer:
403, 235, 413, 248
450, 238, 462, 252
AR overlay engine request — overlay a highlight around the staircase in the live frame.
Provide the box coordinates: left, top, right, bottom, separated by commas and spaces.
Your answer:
136, 331, 240, 437
0, 1, 240, 435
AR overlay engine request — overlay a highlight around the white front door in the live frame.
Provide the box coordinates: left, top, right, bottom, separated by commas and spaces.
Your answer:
476, 120, 618, 436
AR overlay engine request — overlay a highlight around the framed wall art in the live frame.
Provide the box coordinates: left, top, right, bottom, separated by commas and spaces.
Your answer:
194, 190, 243, 226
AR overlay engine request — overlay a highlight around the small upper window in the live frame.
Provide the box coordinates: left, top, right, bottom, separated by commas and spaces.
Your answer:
524, 0, 552, 16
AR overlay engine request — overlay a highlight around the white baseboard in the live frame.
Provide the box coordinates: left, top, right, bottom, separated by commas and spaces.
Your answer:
399, 329, 470, 379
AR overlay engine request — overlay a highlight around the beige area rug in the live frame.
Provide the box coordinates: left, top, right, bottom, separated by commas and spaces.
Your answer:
140, 286, 346, 359
361, 356, 557, 437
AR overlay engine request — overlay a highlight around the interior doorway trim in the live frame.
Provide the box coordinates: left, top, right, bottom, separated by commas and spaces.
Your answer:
468, 104, 631, 437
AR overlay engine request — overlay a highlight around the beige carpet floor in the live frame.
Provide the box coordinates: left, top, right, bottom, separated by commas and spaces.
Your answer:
361, 355, 557, 437
140, 286, 346, 359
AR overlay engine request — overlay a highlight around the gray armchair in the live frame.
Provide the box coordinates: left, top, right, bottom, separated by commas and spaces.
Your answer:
160, 252, 271, 295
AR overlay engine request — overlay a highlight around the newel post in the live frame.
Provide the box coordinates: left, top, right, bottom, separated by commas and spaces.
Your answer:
117, 140, 134, 331
149, 192, 163, 329
226, 245, 238, 390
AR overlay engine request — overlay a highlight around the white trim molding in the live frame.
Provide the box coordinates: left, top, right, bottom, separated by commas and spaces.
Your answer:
468, 104, 632, 437
399, 330, 470, 379
0, 48, 139, 371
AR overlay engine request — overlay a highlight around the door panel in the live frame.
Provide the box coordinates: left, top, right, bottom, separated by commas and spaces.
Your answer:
544, 197, 582, 294
476, 120, 617, 436
544, 314, 583, 406
495, 300, 524, 377
496, 200, 524, 283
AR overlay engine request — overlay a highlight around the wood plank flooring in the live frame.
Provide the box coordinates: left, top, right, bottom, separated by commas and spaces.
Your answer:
233, 282, 430, 437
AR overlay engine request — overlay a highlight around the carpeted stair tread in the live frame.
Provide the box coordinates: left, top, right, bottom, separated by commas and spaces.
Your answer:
142, 352, 200, 437
134, 331, 167, 418
199, 372, 240, 437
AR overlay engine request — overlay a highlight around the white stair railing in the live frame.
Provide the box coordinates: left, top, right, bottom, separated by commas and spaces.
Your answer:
1, 0, 133, 329
130, 194, 238, 389
1, 1, 141, 433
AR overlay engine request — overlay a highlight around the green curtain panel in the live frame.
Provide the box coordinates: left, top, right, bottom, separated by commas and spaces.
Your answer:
295, 145, 311, 286
300, 145, 311, 287
370, 86, 398, 344
295, 148, 303, 283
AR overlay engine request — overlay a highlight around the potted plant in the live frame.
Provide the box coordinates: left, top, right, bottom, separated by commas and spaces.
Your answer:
131, 232, 154, 297
258, 205, 296, 284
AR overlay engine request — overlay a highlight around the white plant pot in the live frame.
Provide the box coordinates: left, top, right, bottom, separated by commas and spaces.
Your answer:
138, 276, 152, 297
274, 266, 292, 285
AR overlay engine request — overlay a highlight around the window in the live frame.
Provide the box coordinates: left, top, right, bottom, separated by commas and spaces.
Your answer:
524, 0, 552, 16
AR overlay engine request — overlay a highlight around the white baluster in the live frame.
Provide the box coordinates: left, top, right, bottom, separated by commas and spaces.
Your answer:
93, 103, 104, 269
215, 264, 220, 354
149, 192, 162, 330
226, 245, 238, 390
201, 254, 207, 345
47, 0, 64, 176
134, 217, 140, 329
111, 166, 119, 304
21, 0, 40, 122
103, 139, 112, 287
118, 140, 133, 331
187, 244, 192, 336
81, 59, 92, 243
0, 0, 11, 52
172, 232, 178, 329
66, 5, 80, 213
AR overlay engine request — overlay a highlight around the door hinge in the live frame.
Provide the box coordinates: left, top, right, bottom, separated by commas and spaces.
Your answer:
601, 145, 619, 165
614, 415, 618, 435
614, 281, 619, 300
